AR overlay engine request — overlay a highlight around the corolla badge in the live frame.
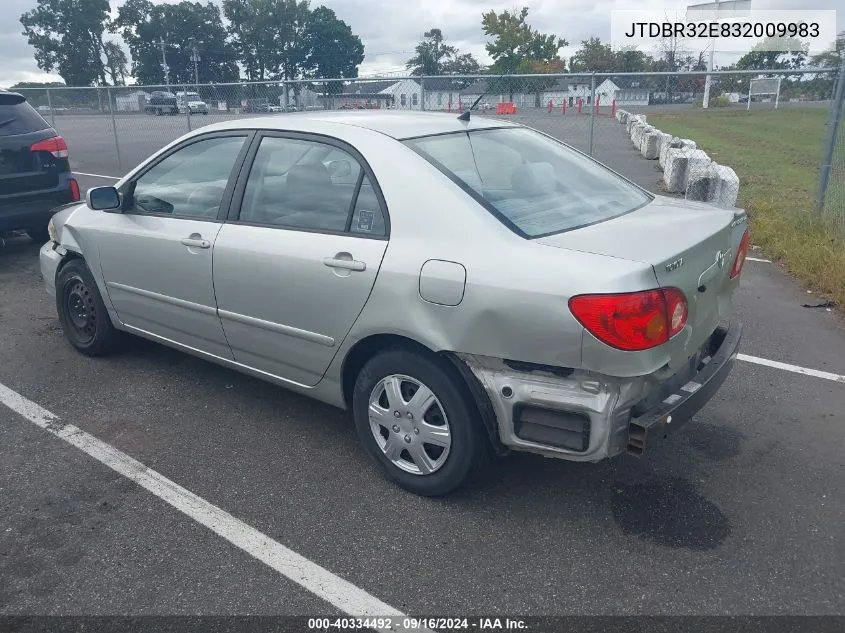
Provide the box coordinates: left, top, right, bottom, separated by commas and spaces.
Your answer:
665, 257, 684, 272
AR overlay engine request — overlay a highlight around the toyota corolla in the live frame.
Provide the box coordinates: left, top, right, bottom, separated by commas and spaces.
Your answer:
40, 111, 746, 496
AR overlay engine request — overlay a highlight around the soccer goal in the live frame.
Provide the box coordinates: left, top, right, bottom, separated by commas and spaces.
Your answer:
747, 77, 782, 110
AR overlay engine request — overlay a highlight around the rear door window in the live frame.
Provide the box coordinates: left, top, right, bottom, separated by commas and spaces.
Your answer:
0, 94, 50, 136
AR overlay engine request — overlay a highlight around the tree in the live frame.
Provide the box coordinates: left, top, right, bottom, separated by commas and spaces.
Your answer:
810, 30, 845, 68
806, 31, 845, 100
115, 0, 239, 85
275, 0, 311, 82
103, 41, 129, 86
717, 37, 809, 98
20, 0, 112, 86
442, 52, 482, 76
223, 0, 278, 81
481, 7, 567, 100
406, 29, 457, 75
569, 38, 616, 73
736, 37, 808, 73
303, 6, 364, 95
405, 29, 482, 78
615, 47, 653, 74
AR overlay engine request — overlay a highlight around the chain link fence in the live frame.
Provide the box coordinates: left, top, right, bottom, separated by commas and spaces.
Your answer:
817, 60, 845, 234
13, 67, 841, 228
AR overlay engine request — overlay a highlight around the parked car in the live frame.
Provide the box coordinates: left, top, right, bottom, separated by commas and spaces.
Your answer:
176, 91, 209, 115
0, 89, 80, 242
40, 112, 747, 496
144, 91, 179, 116
242, 101, 270, 114
268, 105, 284, 113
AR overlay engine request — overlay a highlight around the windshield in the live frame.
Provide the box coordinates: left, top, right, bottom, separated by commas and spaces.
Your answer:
404, 128, 652, 238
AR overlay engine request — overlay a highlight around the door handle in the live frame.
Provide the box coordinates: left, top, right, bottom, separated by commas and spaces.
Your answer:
181, 236, 211, 249
323, 256, 366, 272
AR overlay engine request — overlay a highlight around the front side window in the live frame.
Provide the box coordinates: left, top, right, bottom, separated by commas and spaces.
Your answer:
238, 136, 386, 236
128, 136, 246, 219
404, 128, 651, 238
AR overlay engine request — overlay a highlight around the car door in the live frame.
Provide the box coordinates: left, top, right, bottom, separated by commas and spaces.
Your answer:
94, 132, 251, 359
212, 133, 389, 387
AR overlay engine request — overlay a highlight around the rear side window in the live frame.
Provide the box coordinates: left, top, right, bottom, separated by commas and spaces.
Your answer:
404, 128, 652, 238
237, 136, 387, 236
0, 94, 50, 136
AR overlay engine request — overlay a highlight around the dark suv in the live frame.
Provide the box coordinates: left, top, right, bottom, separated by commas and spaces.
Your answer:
0, 89, 79, 242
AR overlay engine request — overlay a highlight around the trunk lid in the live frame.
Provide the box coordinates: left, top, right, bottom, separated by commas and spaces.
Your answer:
537, 195, 744, 364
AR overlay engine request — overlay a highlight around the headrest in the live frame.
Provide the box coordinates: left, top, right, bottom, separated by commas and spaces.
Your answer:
511, 162, 556, 197
286, 162, 332, 196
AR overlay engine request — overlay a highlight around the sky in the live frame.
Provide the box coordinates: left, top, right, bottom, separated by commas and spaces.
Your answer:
2, 0, 842, 87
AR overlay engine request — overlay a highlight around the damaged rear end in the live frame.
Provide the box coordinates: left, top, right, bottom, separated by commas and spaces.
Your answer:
459, 196, 747, 461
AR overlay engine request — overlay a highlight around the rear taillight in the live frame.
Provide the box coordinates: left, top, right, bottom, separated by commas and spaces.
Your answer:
69, 178, 80, 201
30, 135, 69, 159
730, 230, 750, 279
568, 288, 688, 352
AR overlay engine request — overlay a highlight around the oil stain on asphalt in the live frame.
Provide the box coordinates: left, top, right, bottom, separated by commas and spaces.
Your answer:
610, 477, 731, 550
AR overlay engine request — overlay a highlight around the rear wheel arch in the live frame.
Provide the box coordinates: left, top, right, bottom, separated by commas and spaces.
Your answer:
341, 334, 435, 409
340, 333, 503, 455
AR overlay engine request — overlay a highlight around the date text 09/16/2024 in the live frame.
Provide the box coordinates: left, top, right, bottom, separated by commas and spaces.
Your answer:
307, 617, 528, 630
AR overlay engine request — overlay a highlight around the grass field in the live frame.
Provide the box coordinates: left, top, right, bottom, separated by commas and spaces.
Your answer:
649, 107, 845, 309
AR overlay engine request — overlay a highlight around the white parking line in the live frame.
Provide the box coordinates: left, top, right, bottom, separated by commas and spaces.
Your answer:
737, 354, 845, 383
746, 257, 771, 263
73, 172, 121, 180
0, 381, 420, 633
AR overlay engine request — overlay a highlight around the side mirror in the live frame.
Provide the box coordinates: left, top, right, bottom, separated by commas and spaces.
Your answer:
86, 186, 121, 211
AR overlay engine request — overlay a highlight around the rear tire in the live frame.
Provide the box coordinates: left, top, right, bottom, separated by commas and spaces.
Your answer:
56, 259, 122, 357
352, 349, 487, 496
26, 226, 49, 243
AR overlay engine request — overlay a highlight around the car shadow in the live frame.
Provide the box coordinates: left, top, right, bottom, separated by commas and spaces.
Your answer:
104, 324, 734, 552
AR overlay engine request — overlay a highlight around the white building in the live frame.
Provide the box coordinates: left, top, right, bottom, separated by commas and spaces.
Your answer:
459, 79, 538, 108
377, 78, 421, 109
114, 90, 151, 112
420, 78, 471, 111
541, 77, 593, 107
595, 78, 650, 106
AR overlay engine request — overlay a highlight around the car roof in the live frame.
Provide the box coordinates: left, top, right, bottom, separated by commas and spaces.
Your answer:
204, 110, 519, 140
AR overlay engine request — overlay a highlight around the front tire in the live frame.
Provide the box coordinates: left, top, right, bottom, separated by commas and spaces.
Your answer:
56, 259, 122, 356
352, 349, 486, 496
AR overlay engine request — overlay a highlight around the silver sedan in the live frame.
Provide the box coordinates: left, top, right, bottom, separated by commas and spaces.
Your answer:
40, 111, 747, 496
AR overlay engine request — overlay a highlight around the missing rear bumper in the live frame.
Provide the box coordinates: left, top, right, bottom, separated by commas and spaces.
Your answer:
627, 323, 743, 455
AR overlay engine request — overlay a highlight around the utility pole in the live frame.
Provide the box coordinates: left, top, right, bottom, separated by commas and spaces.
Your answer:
190, 39, 201, 95
701, 0, 718, 109
160, 37, 170, 91
688, 1, 751, 108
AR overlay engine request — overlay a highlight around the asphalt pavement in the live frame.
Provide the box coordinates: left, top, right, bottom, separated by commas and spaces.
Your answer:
1, 110, 844, 620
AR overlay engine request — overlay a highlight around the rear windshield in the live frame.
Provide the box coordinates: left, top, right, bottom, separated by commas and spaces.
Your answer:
404, 128, 652, 238
0, 94, 50, 136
